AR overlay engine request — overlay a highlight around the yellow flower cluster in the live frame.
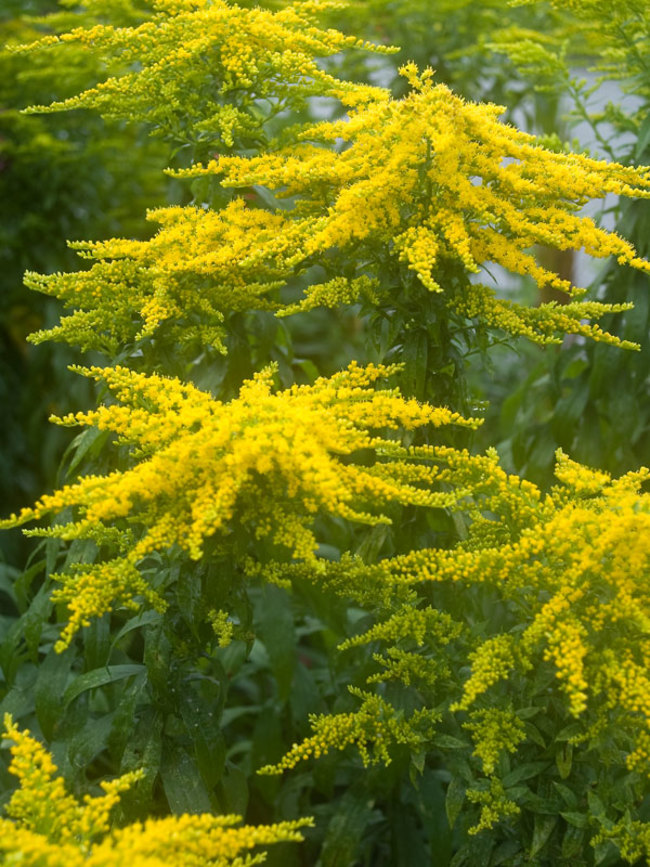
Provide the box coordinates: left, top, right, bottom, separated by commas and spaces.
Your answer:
365, 647, 446, 688
350, 451, 650, 723
1, 715, 310, 867
259, 689, 439, 773
17, 0, 391, 143
465, 777, 521, 835
18, 16, 649, 355
451, 635, 518, 713
2, 714, 143, 848
179, 64, 650, 346
208, 608, 234, 648
595, 817, 650, 864
24, 203, 385, 352
338, 605, 463, 651
463, 707, 526, 775
265, 447, 650, 800
25, 200, 302, 352
2, 361, 479, 649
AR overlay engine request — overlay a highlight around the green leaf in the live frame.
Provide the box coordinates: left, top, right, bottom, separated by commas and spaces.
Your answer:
445, 777, 465, 829
63, 427, 111, 480
561, 824, 585, 858
22, 584, 53, 658
290, 662, 322, 730
63, 664, 145, 708
593, 840, 617, 865
108, 609, 162, 657
216, 763, 248, 816
514, 706, 541, 720
524, 721, 546, 749
530, 814, 557, 858
256, 584, 296, 702
108, 673, 147, 762
161, 744, 213, 814
561, 811, 589, 829
180, 695, 226, 790
402, 328, 428, 399
555, 722, 582, 742
635, 112, 650, 161
0, 665, 38, 720
0, 564, 19, 606
492, 839, 522, 866
587, 790, 607, 820
83, 615, 111, 671
502, 762, 549, 787
450, 833, 495, 867
175, 570, 202, 636
434, 734, 467, 750
119, 708, 163, 811
319, 789, 375, 867
411, 750, 426, 776
13, 558, 46, 614
552, 781, 578, 809
556, 742, 573, 779
35, 647, 75, 740
143, 622, 172, 694
354, 524, 389, 565
68, 713, 115, 769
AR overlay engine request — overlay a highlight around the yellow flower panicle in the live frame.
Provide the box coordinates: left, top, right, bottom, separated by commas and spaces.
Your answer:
21, 52, 649, 353
0, 714, 311, 867
25, 200, 301, 353
348, 451, 650, 723
16, 0, 391, 142
1, 361, 479, 649
263, 448, 650, 814
466, 777, 521, 835
175, 65, 650, 346
259, 689, 439, 774
462, 707, 526, 776
2, 713, 144, 851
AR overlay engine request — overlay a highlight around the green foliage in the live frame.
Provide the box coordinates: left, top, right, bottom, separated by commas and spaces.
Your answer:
0, 2, 169, 565
2, 1, 650, 866
473, 0, 650, 485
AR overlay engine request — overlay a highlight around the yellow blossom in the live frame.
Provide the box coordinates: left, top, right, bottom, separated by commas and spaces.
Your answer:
1, 361, 479, 649
16, 0, 391, 143
180, 65, 650, 346
1, 715, 311, 867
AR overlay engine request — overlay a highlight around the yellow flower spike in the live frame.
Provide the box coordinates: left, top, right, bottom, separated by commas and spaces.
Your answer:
1, 362, 479, 649
1, 716, 311, 866
183, 66, 650, 347
17, 0, 391, 136
466, 778, 521, 835
15, 12, 650, 355
2, 714, 143, 848
463, 707, 526, 776
259, 690, 439, 774
266, 450, 650, 794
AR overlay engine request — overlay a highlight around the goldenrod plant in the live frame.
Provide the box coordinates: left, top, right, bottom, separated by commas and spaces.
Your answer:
261, 449, 650, 860
2, 361, 478, 649
476, 0, 650, 484
0, 714, 310, 866
0, 1, 167, 559
14, 0, 390, 153
3, 1, 650, 865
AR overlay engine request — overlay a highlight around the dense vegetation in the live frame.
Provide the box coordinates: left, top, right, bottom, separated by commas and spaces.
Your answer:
1, 1, 650, 865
